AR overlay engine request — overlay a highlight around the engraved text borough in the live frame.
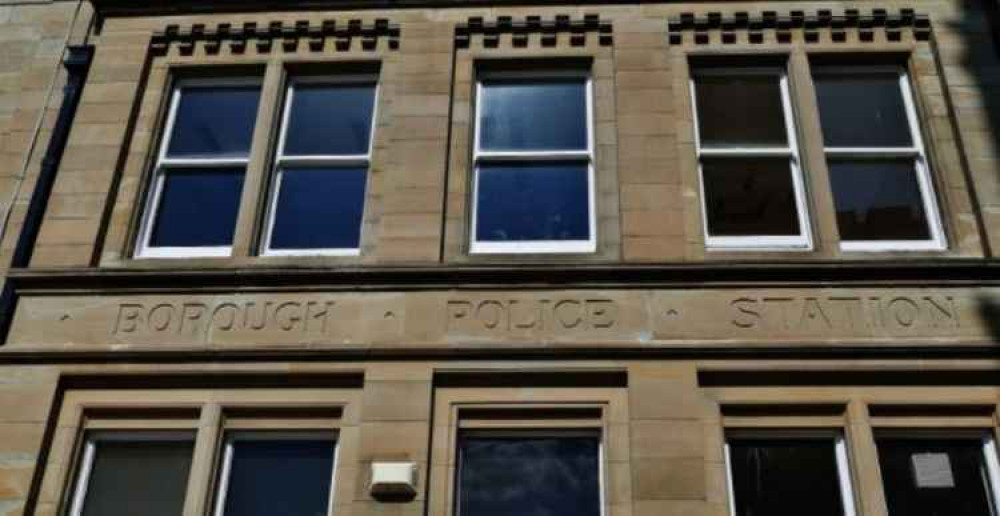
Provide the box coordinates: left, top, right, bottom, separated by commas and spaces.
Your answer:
114, 300, 337, 338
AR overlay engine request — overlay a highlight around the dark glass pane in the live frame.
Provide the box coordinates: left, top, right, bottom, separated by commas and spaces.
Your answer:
828, 159, 931, 241
815, 73, 913, 148
270, 167, 367, 250
284, 83, 377, 156
480, 80, 588, 151
476, 162, 590, 242
702, 157, 801, 237
81, 439, 194, 516
149, 167, 245, 248
729, 439, 846, 516
695, 74, 788, 147
877, 438, 996, 516
458, 436, 601, 516
222, 439, 336, 516
167, 86, 261, 158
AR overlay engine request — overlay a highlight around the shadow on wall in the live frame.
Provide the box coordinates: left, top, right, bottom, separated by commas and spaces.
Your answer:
953, 0, 1000, 255
968, 0, 1000, 151
979, 293, 1000, 342
966, 0, 1000, 344
952, 0, 1000, 342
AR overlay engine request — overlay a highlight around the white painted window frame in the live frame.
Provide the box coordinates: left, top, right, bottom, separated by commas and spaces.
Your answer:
984, 434, 1000, 516
135, 77, 261, 259
817, 66, 946, 252
690, 67, 814, 251
454, 429, 605, 516
213, 430, 340, 516
723, 430, 858, 516
68, 431, 197, 516
985, 435, 1000, 516
260, 75, 379, 257
874, 430, 1000, 515
469, 69, 597, 255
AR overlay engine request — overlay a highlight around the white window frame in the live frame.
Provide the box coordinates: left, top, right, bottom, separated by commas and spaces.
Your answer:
455, 429, 605, 516
213, 431, 340, 516
135, 77, 261, 259
723, 430, 857, 516
986, 435, 1000, 515
261, 75, 379, 257
68, 431, 197, 516
690, 67, 814, 251
469, 69, 597, 255
817, 66, 946, 252
874, 430, 1000, 515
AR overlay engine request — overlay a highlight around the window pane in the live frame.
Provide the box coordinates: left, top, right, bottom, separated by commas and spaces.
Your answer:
728, 439, 846, 516
222, 439, 336, 516
476, 162, 590, 242
829, 159, 931, 241
270, 167, 367, 250
695, 74, 788, 147
80, 439, 194, 516
149, 167, 245, 248
458, 436, 601, 516
877, 438, 996, 516
702, 157, 801, 237
283, 83, 376, 156
479, 79, 588, 151
167, 86, 261, 159
815, 73, 913, 148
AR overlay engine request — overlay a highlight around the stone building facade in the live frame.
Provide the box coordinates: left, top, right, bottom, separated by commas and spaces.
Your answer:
0, 0, 999, 515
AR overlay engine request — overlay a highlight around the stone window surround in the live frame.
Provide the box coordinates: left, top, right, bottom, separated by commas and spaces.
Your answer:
100, 32, 398, 269
443, 26, 621, 263
673, 44, 981, 262
815, 65, 946, 252
260, 74, 380, 257
133, 75, 265, 259
469, 67, 598, 255
38, 387, 360, 516
704, 391, 1000, 515
428, 386, 631, 516
689, 66, 813, 251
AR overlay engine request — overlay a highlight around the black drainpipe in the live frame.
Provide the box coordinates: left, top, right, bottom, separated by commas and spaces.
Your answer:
0, 45, 94, 344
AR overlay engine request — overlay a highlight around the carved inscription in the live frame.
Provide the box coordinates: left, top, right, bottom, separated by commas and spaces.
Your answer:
113, 300, 337, 338
729, 295, 960, 331
446, 298, 618, 332
7, 288, 990, 349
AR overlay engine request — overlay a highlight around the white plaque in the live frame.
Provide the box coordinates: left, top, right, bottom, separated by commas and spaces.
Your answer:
911, 453, 955, 488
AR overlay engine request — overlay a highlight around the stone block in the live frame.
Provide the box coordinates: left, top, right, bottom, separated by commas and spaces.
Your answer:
633, 457, 706, 500
361, 380, 432, 422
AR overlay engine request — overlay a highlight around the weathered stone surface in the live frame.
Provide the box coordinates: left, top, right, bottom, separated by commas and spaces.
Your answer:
7, 287, 995, 349
0, 3, 999, 516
